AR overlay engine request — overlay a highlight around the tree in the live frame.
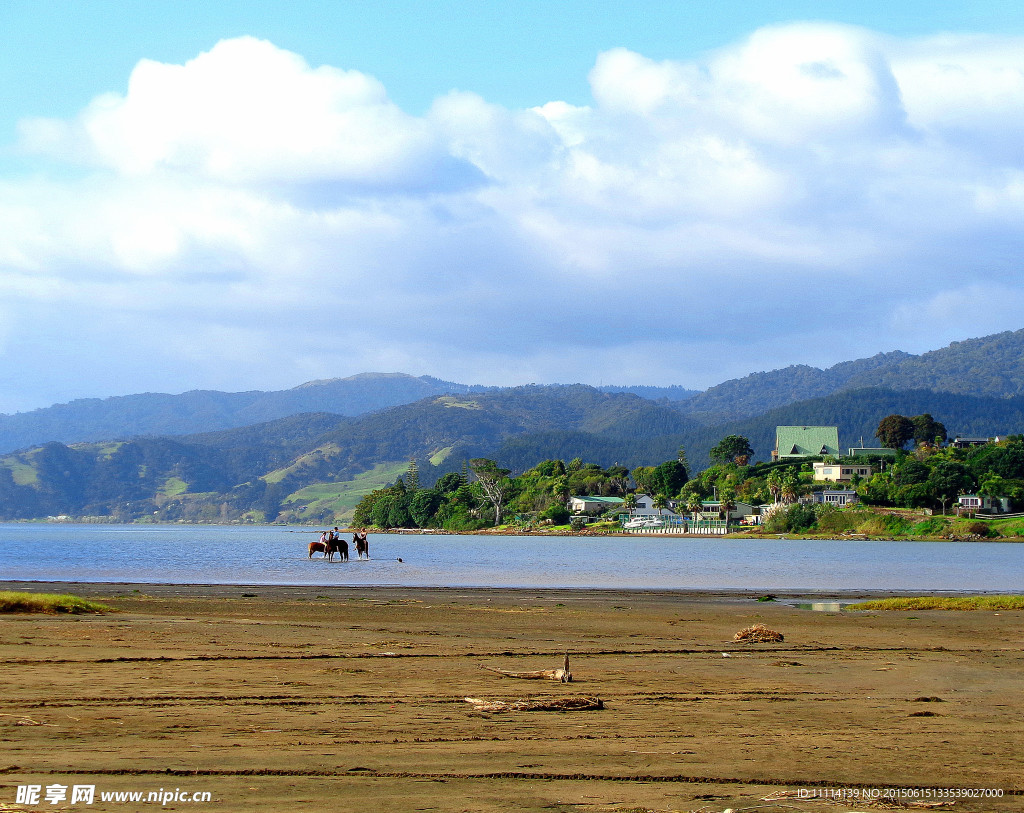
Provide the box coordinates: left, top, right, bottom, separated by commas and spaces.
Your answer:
676, 446, 689, 470
622, 493, 638, 519
652, 494, 668, 518
926, 460, 973, 515
912, 414, 947, 446
766, 469, 783, 504
631, 466, 657, 496
405, 459, 420, 492
652, 460, 688, 497
709, 435, 754, 465
875, 414, 915, 450
718, 487, 736, 523
469, 458, 513, 525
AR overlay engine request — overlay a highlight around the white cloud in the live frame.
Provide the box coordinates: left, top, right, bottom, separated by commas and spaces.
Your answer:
3, 26, 1024, 411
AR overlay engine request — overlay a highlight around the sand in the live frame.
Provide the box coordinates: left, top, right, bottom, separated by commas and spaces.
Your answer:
1, 581, 1021, 812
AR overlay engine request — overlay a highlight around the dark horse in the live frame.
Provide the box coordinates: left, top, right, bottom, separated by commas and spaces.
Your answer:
326, 538, 348, 562
354, 529, 369, 559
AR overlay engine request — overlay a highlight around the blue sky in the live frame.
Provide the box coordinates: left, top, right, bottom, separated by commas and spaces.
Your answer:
1, 1, 1024, 411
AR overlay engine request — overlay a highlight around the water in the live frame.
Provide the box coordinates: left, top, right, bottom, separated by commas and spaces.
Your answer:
1, 523, 1022, 591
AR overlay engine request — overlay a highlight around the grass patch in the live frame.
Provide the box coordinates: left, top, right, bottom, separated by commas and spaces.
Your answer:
159, 476, 188, 497
281, 461, 409, 521
0, 591, 115, 614
847, 595, 1024, 611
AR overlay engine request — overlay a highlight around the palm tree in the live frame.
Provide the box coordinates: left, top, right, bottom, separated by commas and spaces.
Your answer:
622, 493, 638, 519
652, 494, 668, 522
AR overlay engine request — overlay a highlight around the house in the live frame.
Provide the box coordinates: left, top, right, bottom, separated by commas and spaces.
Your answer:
957, 494, 1011, 514
812, 489, 860, 507
568, 495, 624, 515
846, 445, 897, 459
951, 436, 1005, 449
697, 500, 759, 522
813, 462, 873, 483
772, 426, 840, 460
630, 494, 682, 520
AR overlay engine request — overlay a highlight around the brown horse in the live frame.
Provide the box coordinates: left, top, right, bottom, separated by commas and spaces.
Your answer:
308, 541, 327, 558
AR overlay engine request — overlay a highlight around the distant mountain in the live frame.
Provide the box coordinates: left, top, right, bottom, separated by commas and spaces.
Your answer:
596, 384, 698, 401
0, 373, 474, 454
0, 386, 698, 521
841, 329, 1024, 398
675, 328, 1024, 425
673, 350, 913, 424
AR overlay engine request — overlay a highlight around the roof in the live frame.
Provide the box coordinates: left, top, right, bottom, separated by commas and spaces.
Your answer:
775, 425, 840, 458
570, 495, 624, 504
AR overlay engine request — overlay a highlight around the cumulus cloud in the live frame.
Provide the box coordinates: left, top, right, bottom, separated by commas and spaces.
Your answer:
3, 26, 1024, 411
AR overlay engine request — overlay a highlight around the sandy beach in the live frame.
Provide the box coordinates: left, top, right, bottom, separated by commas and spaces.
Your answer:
1, 582, 1020, 812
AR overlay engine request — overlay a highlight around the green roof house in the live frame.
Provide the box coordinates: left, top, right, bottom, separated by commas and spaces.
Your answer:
772, 426, 840, 461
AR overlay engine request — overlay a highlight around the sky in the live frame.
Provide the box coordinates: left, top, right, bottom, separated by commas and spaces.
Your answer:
2, 1, 1024, 413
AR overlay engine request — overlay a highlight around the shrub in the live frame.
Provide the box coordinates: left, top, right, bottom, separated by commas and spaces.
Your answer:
0, 592, 113, 614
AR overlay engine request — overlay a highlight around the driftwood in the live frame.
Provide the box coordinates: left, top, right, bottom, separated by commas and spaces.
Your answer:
479, 653, 572, 682
463, 696, 602, 713
733, 624, 784, 643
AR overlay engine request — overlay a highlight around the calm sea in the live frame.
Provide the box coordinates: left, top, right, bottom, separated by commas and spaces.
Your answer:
1, 523, 1023, 592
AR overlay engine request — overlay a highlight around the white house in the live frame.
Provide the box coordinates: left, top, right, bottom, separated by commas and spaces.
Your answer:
812, 489, 860, 507
630, 494, 682, 520
957, 494, 1011, 514
813, 462, 873, 483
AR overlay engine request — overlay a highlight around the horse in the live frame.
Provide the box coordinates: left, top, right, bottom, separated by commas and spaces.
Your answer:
354, 531, 368, 559
308, 540, 327, 558
326, 538, 348, 562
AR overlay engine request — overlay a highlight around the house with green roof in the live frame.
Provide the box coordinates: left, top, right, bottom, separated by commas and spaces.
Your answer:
772, 426, 840, 461
568, 495, 624, 515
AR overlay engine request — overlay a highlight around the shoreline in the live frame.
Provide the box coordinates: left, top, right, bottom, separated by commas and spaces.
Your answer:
1, 580, 1013, 601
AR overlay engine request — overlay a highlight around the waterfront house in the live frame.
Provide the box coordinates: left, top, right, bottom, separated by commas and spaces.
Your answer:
957, 494, 1011, 514
812, 489, 860, 507
568, 495, 625, 515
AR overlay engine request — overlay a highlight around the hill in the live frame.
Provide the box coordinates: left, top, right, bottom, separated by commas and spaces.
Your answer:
0, 386, 697, 522
0, 373, 473, 454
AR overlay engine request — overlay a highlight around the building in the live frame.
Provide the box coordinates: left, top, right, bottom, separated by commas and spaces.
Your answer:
847, 445, 897, 459
812, 489, 860, 507
629, 494, 682, 520
813, 462, 873, 482
568, 495, 624, 515
773, 426, 840, 460
951, 437, 1005, 449
697, 500, 760, 522
957, 494, 1011, 514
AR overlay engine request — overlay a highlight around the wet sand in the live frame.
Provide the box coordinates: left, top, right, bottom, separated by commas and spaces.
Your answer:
1, 582, 1021, 812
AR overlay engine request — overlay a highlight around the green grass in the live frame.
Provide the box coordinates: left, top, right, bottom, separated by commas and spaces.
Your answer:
159, 476, 188, 497
2, 457, 39, 486
429, 445, 455, 466
262, 443, 343, 484
0, 591, 115, 614
282, 461, 410, 520
847, 596, 1024, 611
436, 396, 482, 410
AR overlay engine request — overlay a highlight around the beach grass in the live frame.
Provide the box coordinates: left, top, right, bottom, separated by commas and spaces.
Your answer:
0, 591, 115, 614
847, 595, 1024, 611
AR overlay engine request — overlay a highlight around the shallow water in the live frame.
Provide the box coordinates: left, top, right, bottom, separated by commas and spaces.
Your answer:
2, 523, 1022, 591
